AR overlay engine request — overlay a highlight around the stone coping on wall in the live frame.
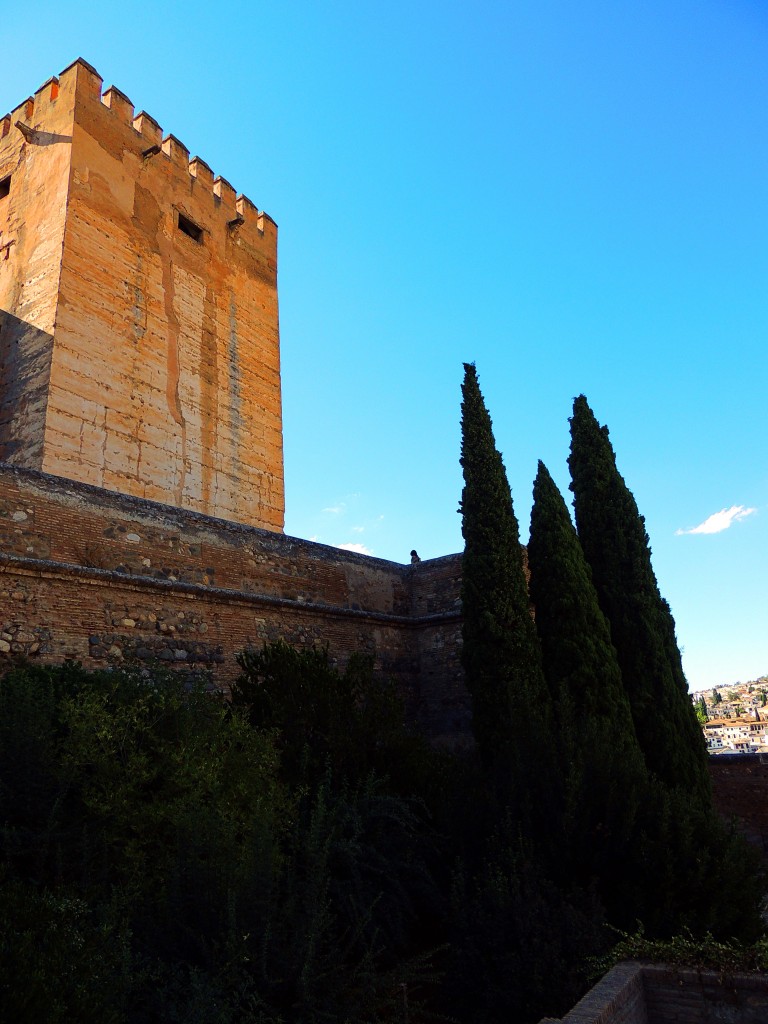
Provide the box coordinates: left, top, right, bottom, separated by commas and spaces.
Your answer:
0, 551, 461, 628
540, 961, 768, 1024
0, 461, 416, 571
0, 461, 463, 618
709, 751, 768, 763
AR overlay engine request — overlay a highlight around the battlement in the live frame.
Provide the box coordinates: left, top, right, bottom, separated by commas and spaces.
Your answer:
1, 61, 285, 533
1, 58, 276, 246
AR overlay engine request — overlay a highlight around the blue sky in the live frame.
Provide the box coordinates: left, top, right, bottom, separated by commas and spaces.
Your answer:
2, 0, 766, 690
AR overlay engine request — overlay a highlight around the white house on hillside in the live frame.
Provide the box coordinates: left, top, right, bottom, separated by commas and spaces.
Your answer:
704, 716, 768, 754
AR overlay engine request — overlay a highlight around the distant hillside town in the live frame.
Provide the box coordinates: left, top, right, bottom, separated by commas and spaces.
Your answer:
692, 676, 768, 754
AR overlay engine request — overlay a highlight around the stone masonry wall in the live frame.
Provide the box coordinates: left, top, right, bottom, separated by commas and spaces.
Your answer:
6, 462, 768, 769
1, 59, 284, 531
0, 463, 464, 739
0, 78, 72, 469
408, 554, 466, 743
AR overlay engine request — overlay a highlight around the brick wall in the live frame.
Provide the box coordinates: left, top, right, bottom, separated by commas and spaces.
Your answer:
0, 462, 465, 738
408, 554, 467, 742
542, 962, 768, 1024
541, 962, 647, 1024
643, 966, 768, 1023
708, 754, 768, 855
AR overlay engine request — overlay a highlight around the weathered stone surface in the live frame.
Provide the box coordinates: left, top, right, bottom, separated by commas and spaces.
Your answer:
0, 462, 464, 740
0, 63, 469, 743
1, 60, 284, 532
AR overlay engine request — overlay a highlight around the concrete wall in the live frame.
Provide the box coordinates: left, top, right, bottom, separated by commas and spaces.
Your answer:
0, 462, 464, 739
0, 60, 284, 531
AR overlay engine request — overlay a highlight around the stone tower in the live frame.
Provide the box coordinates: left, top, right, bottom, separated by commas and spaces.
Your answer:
0, 59, 284, 531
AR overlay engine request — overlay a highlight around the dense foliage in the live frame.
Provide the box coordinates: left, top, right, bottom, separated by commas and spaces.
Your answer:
1, 380, 764, 1022
0, 651, 600, 1024
454, 375, 763, 1011
458, 363, 560, 854
562, 396, 763, 938
568, 395, 710, 802
527, 460, 649, 919
695, 697, 708, 724
594, 928, 768, 975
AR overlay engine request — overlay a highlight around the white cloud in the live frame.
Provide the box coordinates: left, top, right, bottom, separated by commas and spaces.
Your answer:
337, 542, 373, 556
322, 494, 361, 516
676, 505, 757, 536
352, 525, 365, 533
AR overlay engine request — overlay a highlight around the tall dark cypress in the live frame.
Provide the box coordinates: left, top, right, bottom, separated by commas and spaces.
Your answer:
567, 395, 710, 802
527, 461, 649, 916
459, 365, 556, 830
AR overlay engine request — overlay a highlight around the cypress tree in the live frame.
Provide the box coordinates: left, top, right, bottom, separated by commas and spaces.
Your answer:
459, 364, 556, 828
527, 460, 648, 916
567, 395, 710, 802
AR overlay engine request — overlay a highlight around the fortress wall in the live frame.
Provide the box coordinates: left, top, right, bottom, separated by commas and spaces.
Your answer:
0, 561, 418, 699
0, 78, 74, 468
6, 465, 768, 771
408, 554, 467, 742
0, 61, 466, 733
0, 463, 409, 608
708, 754, 768, 855
0, 463, 465, 735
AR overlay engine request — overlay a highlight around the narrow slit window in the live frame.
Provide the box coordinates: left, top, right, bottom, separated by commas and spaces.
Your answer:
177, 212, 202, 243
0, 176, 10, 200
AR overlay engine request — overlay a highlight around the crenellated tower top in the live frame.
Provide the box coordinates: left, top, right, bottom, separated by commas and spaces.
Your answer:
0, 60, 285, 533
1, 58, 276, 244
